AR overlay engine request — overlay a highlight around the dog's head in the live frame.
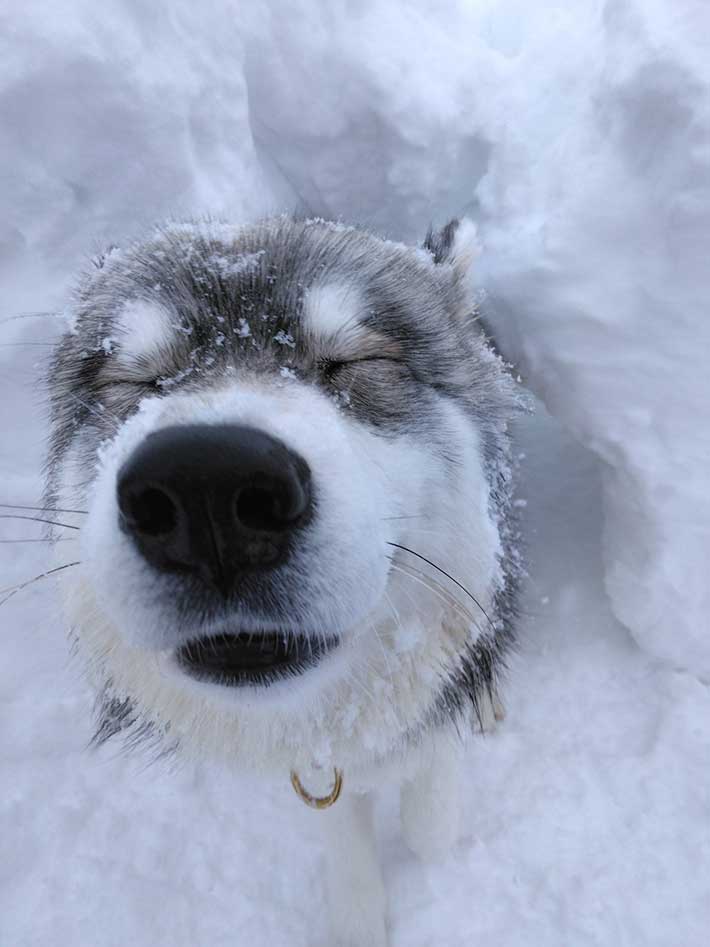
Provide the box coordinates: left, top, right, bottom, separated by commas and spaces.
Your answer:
47, 217, 518, 773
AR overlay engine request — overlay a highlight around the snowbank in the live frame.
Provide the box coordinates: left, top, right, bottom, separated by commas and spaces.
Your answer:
476, 0, 710, 675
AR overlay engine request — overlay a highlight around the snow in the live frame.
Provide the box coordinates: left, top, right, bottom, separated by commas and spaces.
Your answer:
1, 1, 709, 945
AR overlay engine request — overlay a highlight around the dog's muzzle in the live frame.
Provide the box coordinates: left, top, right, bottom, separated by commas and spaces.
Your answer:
116, 423, 331, 685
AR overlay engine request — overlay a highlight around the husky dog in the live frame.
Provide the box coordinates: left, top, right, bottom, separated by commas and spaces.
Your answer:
46, 216, 520, 946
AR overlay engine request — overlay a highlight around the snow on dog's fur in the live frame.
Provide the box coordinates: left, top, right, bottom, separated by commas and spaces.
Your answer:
46, 215, 521, 945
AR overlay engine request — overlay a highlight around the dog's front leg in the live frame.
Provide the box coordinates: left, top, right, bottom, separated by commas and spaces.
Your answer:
318, 791, 388, 947
400, 730, 463, 861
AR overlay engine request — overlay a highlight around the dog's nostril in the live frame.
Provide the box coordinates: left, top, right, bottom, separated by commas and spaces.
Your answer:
122, 486, 177, 537
236, 484, 303, 532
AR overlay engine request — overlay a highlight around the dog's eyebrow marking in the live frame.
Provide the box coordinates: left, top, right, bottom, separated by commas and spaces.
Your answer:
115, 298, 171, 360
304, 283, 362, 340
303, 282, 402, 359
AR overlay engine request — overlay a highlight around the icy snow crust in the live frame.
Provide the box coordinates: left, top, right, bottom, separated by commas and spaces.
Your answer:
1, 1, 709, 945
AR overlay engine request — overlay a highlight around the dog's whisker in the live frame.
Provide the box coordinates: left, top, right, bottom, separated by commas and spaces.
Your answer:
0, 561, 82, 608
370, 617, 395, 685
67, 392, 122, 431
368, 614, 404, 730
0, 502, 88, 515
387, 542, 496, 633
389, 559, 463, 619
381, 514, 429, 521
382, 589, 403, 636
388, 556, 469, 613
385, 574, 421, 623
0, 311, 58, 326
380, 591, 404, 664
387, 524, 442, 537
0, 341, 55, 347
388, 559, 479, 633
343, 663, 379, 709
0, 514, 81, 531
358, 651, 405, 729
0, 537, 76, 544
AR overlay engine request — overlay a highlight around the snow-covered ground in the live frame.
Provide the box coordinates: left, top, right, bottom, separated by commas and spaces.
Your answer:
1, 2, 709, 945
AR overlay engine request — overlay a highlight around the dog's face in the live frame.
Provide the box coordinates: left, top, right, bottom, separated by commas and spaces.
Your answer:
47, 218, 516, 772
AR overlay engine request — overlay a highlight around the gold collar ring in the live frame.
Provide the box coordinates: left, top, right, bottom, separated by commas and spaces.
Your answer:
290, 767, 343, 809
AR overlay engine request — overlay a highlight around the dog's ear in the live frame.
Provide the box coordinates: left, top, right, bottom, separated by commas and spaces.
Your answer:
422, 217, 479, 281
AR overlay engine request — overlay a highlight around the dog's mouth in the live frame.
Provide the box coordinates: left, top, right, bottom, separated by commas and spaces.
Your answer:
176, 630, 340, 687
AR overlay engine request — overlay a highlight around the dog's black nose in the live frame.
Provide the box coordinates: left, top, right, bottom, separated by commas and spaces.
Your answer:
117, 424, 312, 595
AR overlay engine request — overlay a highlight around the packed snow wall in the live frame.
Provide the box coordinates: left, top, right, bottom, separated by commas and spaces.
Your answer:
2, 0, 708, 671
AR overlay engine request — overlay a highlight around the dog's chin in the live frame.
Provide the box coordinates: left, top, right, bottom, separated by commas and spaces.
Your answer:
174, 627, 341, 689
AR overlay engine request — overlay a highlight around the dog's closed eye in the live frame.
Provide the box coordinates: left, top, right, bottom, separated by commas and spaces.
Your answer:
97, 369, 163, 391
320, 356, 405, 382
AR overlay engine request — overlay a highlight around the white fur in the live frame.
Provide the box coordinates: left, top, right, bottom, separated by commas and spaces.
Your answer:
114, 298, 172, 361
303, 282, 364, 347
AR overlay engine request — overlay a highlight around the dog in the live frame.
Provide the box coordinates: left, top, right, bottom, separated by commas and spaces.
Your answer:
45, 215, 521, 946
